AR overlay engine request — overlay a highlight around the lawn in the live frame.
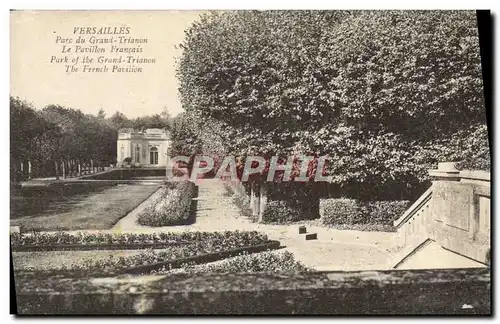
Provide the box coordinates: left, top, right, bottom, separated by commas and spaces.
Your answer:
10, 184, 160, 231
12, 250, 145, 271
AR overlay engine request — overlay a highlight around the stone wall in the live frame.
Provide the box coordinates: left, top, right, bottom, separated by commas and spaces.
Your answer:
13, 268, 490, 315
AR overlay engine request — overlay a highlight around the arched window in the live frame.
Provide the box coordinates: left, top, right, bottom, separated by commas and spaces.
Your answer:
149, 147, 158, 165
120, 145, 125, 161
135, 145, 140, 163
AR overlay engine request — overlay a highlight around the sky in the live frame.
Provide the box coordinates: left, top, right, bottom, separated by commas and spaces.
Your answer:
10, 10, 208, 118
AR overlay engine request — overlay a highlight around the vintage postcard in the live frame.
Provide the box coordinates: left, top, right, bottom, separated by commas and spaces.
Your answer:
10, 10, 491, 315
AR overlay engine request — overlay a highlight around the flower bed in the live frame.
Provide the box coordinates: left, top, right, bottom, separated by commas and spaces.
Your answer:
177, 250, 310, 274
137, 181, 197, 226
15, 235, 279, 277
124, 240, 281, 275
10, 230, 268, 251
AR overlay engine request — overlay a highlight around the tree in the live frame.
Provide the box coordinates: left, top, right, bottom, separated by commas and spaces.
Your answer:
97, 107, 106, 119
10, 97, 61, 181
109, 111, 130, 130
130, 114, 169, 131
177, 10, 488, 204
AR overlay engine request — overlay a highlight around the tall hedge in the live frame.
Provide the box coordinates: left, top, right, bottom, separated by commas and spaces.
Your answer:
177, 11, 488, 202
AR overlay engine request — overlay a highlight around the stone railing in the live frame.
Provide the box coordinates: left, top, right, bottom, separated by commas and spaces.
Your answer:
394, 187, 433, 249
393, 163, 490, 265
13, 268, 490, 315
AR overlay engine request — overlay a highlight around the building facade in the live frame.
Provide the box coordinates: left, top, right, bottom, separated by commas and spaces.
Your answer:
116, 128, 170, 167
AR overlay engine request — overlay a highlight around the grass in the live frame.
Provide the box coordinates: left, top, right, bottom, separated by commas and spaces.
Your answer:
10, 184, 160, 231
12, 250, 145, 271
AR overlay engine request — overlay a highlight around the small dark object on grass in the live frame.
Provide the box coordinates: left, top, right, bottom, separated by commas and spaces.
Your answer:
305, 233, 317, 240
298, 226, 307, 234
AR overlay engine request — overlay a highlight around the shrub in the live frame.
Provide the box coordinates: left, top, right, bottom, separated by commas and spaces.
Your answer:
224, 182, 255, 221
320, 198, 364, 225
14, 231, 272, 274
320, 198, 409, 226
137, 181, 196, 226
260, 200, 303, 223
223, 184, 235, 197
365, 200, 409, 225
232, 192, 254, 220
11, 230, 268, 247
179, 251, 311, 274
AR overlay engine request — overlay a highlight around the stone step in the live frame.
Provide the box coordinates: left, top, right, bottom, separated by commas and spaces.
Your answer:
305, 233, 317, 241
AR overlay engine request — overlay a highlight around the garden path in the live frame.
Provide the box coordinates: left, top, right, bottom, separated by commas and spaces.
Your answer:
113, 179, 399, 271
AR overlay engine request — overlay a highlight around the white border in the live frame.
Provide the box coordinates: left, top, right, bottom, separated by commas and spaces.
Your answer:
2, 1, 498, 322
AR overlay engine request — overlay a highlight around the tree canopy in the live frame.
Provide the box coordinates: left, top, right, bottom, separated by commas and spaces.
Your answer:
10, 96, 173, 181
176, 10, 489, 199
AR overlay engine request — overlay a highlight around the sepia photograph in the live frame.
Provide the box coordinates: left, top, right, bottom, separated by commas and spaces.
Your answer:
9, 9, 491, 315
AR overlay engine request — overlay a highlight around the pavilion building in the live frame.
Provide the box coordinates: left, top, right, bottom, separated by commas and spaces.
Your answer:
116, 128, 170, 167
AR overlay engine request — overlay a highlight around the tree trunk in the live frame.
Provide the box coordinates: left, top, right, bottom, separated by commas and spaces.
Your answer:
91, 159, 94, 173
251, 183, 260, 219
62, 160, 66, 179
258, 183, 268, 223
28, 160, 32, 180
78, 160, 81, 177
54, 160, 60, 180
250, 183, 254, 208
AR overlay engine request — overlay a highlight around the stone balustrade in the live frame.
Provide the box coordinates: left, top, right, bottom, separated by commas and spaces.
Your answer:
393, 163, 490, 267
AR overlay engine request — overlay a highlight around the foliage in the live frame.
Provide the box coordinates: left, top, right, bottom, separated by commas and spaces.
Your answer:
179, 251, 310, 274
320, 198, 409, 226
177, 10, 488, 200
10, 97, 61, 180
168, 112, 202, 157
232, 194, 253, 218
17, 232, 272, 273
108, 111, 171, 132
137, 182, 197, 226
364, 200, 410, 225
10, 96, 173, 181
319, 198, 363, 225
11, 230, 268, 247
414, 123, 490, 174
260, 200, 302, 223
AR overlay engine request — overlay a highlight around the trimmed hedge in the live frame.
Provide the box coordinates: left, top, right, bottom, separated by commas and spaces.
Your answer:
11, 230, 267, 246
320, 199, 409, 226
15, 231, 272, 275
366, 201, 410, 225
232, 193, 254, 220
137, 181, 196, 226
261, 200, 303, 223
319, 198, 364, 225
224, 182, 255, 221
178, 250, 311, 274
